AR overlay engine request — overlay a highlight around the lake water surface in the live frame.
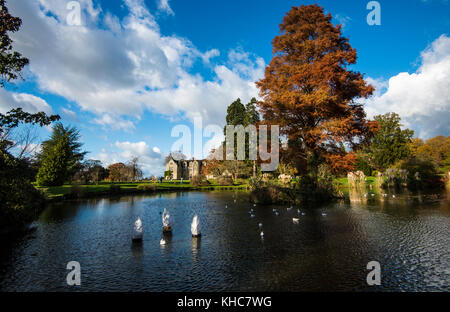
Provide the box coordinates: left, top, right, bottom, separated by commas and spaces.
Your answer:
0, 190, 449, 291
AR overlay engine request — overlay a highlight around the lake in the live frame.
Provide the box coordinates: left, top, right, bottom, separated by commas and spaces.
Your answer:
0, 190, 449, 291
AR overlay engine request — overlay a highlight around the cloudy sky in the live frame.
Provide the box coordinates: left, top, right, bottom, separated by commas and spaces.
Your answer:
2, 0, 449, 175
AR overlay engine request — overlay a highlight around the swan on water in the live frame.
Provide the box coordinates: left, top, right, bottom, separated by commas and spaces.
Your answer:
132, 217, 144, 242
191, 214, 201, 237
162, 208, 173, 233
160, 238, 166, 246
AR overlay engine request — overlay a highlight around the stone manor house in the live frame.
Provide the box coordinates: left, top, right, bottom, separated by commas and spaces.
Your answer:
165, 156, 204, 180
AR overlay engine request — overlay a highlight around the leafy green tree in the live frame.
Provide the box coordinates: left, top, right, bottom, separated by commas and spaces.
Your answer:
0, 0, 60, 231
0, 0, 29, 87
36, 123, 86, 186
366, 113, 414, 170
36, 135, 71, 186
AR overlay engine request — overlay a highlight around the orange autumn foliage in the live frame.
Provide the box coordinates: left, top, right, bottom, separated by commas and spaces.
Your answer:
256, 5, 376, 175
326, 153, 358, 175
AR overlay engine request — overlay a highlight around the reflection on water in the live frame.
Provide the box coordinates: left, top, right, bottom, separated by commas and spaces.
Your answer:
0, 190, 449, 292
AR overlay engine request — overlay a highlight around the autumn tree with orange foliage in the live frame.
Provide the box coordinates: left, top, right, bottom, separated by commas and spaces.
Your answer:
257, 5, 377, 180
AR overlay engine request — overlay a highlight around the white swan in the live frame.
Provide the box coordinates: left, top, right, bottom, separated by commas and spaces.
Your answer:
160, 238, 166, 246
162, 208, 172, 232
191, 214, 201, 237
132, 217, 144, 241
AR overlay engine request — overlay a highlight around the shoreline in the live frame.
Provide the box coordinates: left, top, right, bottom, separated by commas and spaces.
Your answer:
39, 182, 250, 203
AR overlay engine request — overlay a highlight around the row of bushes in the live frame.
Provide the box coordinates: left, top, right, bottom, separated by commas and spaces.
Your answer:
0, 150, 46, 233
383, 158, 444, 190
248, 165, 341, 205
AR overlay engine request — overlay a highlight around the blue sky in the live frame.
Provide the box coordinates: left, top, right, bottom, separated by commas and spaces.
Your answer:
2, 0, 450, 175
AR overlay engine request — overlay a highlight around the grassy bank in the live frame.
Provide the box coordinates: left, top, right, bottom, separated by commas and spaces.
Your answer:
34, 177, 386, 202
35, 180, 249, 200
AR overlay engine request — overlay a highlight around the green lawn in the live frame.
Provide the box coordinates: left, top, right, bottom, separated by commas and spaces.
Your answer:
35, 180, 249, 199
36, 177, 384, 200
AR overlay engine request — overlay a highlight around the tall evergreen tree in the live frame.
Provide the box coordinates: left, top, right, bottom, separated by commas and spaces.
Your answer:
244, 97, 260, 126
225, 98, 246, 127
36, 123, 86, 186
36, 135, 71, 186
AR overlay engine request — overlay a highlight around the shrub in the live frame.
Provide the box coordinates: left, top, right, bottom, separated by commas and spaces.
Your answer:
190, 175, 207, 186
0, 150, 46, 231
137, 184, 156, 192
355, 156, 373, 176
384, 168, 408, 188
248, 176, 263, 191
216, 176, 234, 186
250, 182, 291, 204
296, 165, 338, 203
69, 184, 86, 198
396, 157, 443, 189
109, 184, 121, 194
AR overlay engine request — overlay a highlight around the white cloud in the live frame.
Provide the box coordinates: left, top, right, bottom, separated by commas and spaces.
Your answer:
61, 108, 78, 122
9, 0, 263, 129
157, 0, 174, 16
334, 14, 352, 31
364, 34, 450, 139
97, 141, 164, 176
93, 114, 136, 132
0, 88, 53, 114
